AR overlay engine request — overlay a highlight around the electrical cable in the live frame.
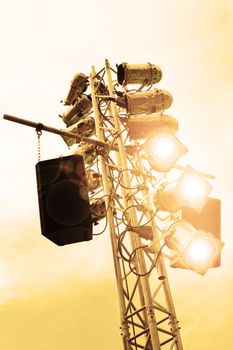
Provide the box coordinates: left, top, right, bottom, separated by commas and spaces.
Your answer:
122, 204, 158, 229
128, 243, 165, 277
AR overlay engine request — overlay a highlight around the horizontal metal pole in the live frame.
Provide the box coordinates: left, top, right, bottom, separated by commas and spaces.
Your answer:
3, 114, 118, 151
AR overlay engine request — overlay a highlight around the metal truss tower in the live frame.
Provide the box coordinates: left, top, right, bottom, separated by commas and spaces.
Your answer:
88, 60, 184, 350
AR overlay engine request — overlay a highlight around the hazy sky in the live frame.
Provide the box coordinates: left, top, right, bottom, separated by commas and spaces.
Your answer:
0, 0, 233, 349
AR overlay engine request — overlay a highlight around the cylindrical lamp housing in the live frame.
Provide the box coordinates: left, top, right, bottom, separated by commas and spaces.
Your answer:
155, 185, 181, 212
62, 117, 96, 147
63, 73, 89, 105
62, 95, 92, 127
117, 63, 162, 85
125, 90, 173, 115
127, 114, 178, 140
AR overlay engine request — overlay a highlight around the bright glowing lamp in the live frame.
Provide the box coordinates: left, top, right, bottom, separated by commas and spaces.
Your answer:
144, 131, 188, 172
175, 166, 212, 212
154, 166, 212, 212
166, 220, 224, 275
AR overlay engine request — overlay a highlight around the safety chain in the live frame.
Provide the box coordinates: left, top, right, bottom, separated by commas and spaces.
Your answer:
35, 123, 43, 162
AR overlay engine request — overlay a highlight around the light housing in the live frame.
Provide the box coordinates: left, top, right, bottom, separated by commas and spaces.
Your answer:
154, 166, 212, 212
63, 73, 89, 106
127, 114, 178, 140
62, 95, 92, 127
62, 117, 95, 147
144, 131, 187, 172
119, 89, 173, 115
117, 62, 162, 85
166, 219, 224, 275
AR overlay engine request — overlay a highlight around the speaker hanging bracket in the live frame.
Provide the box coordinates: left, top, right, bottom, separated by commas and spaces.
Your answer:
35, 123, 43, 162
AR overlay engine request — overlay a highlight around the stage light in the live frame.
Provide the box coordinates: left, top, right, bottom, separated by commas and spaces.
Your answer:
86, 170, 102, 192
74, 143, 98, 165
166, 220, 224, 275
117, 62, 162, 85
62, 95, 92, 127
154, 166, 212, 212
63, 73, 89, 106
144, 131, 187, 172
90, 197, 106, 224
127, 114, 178, 140
175, 166, 212, 212
62, 117, 96, 147
117, 89, 173, 115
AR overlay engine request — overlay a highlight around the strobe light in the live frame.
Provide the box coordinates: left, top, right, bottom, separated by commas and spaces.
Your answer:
118, 89, 173, 115
62, 117, 96, 147
127, 114, 178, 140
62, 95, 92, 127
117, 62, 162, 86
143, 131, 187, 172
63, 73, 89, 106
165, 220, 224, 275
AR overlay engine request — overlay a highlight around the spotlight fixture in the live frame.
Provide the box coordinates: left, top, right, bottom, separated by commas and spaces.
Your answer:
62, 117, 96, 147
154, 166, 212, 212
175, 166, 213, 212
63, 73, 89, 106
127, 114, 178, 140
120, 89, 173, 115
90, 197, 106, 223
74, 143, 98, 165
86, 170, 102, 192
62, 95, 92, 127
165, 220, 224, 275
117, 62, 162, 86
143, 130, 187, 172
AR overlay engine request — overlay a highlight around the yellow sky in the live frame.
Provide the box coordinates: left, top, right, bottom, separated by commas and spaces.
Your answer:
0, 0, 233, 349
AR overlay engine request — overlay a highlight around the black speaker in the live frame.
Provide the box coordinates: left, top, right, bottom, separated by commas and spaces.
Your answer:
36, 154, 92, 246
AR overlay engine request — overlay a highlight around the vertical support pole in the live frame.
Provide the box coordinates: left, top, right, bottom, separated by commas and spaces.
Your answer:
105, 59, 161, 350
90, 67, 131, 350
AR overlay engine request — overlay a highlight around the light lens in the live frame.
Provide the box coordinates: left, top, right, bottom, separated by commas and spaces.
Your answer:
175, 166, 212, 212
185, 236, 218, 269
144, 132, 187, 172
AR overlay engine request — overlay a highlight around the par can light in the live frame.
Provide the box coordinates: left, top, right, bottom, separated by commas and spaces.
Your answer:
62, 117, 96, 147
166, 220, 224, 275
117, 62, 162, 86
127, 114, 178, 140
62, 95, 92, 127
122, 89, 173, 115
143, 131, 187, 172
63, 73, 89, 106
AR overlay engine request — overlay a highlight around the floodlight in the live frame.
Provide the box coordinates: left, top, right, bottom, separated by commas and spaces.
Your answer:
117, 89, 173, 115
127, 114, 178, 140
90, 197, 106, 223
117, 62, 162, 85
86, 170, 102, 192
166, 220, 224, 275
154, 166, 212, 212
143, 131, 187, 172
63, 73, 89, 105
62, 117, 96, 147
74, 143, 98, 165
175, 166, 212, 212
62, 95, 92, 127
